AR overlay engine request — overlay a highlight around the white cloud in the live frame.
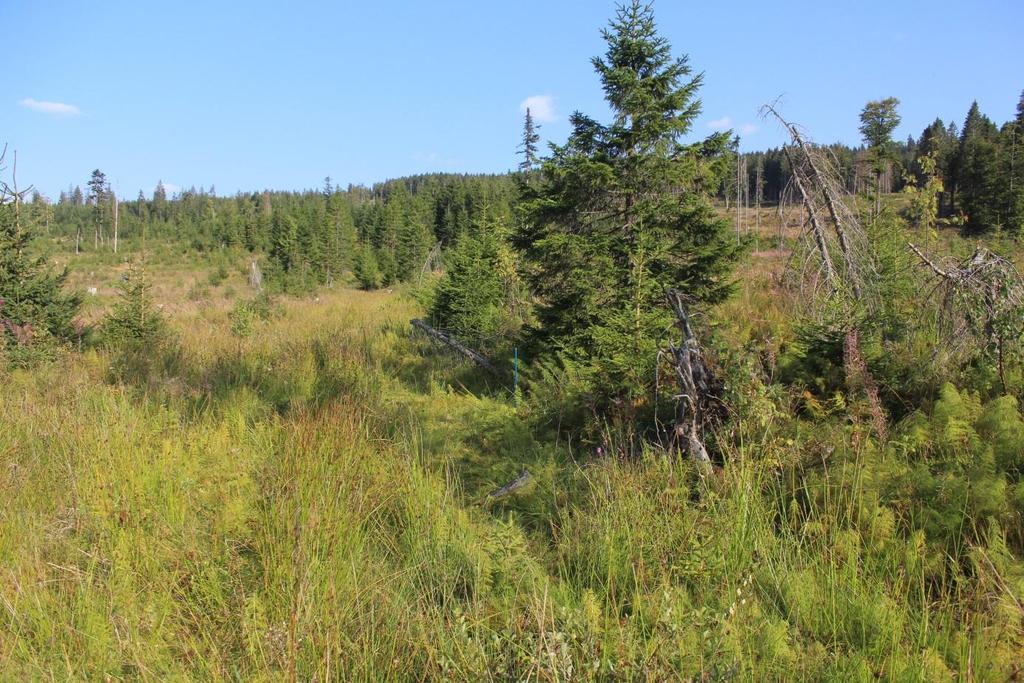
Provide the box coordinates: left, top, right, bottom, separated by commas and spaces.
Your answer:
707, 115, 732, 130
739, 123, 759, 135
519, 95, 556, 124
161, 182, 181, 195
413, 151, 463, 167
18, 98, 80, 116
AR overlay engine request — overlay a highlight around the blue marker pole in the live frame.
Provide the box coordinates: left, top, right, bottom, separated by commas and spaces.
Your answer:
513, 347, 519, 395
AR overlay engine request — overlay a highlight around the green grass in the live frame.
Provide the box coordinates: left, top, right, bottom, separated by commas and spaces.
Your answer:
1, 242, 1022, 679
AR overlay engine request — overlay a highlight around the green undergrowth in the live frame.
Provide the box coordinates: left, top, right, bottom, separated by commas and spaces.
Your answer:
1, 287, 1021, 680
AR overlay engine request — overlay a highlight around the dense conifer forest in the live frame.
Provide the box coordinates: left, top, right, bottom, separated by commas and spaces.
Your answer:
2, 2, 1023, 679
31, 88, 1024, 286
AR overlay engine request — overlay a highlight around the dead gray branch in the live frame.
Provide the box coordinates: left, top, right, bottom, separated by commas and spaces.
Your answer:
411, 319, 499, 375
487, 469, 531, 499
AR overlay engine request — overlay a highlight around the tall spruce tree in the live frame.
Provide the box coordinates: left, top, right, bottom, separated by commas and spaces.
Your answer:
518, 0, 739, 418
152, 181, 168, 221
271, 211, 299, 271
958, 101, 1001, 231
87, 169, 108, 250
517, 107, 541, 173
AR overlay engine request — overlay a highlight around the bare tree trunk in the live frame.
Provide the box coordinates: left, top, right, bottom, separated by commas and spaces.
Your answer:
783, 147, 838, 289
766, 104, 863, 299
743, 154, 749, 237
875, 170, 881, 219
411, 319, 499, 375
755, 158, 762, 237
777, 187, 786, 247
664, 290, 716, 472
113, 193, 119, 254
735, 153, 742, 243
249, 260, 264, 292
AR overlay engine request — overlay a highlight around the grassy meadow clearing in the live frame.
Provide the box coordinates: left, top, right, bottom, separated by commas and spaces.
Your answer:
5, 0, 1023, 677
1, 217, 1022, 681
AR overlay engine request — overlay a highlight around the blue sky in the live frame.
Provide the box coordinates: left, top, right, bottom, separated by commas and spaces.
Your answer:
4, 0, 1022, 199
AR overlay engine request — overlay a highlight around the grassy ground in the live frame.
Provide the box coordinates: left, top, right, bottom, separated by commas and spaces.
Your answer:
2, 222, 1022, 680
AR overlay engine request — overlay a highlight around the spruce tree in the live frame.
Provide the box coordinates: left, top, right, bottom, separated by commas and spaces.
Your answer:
152, 181, 168, 221
87, 169, 108, 250
325, 192, 357, 276
958, 101, 1001, 231
396, 217, 433, 282
271, 212, 299, 271
518, 0, 739, 418
296, 212, 323, 280
517, 107, 541, 173
354, 244, 382, 290
431, 216, 526, 352
0, 196, 81, 352
99, 260, 165, 349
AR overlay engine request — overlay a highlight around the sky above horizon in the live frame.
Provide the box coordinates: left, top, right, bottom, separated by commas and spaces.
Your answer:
4, 0, 1022, 199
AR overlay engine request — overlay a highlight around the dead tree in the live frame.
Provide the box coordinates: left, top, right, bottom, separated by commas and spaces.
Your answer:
782, 145, 838, 292
419, 241, 444, 282
735, 152, 743, 243
910, 243, 1024, 392
410, 319, 499, 375
762, 103, 888, 438
112, 192, 119, 254
0, 146, 31, 237
249, 260, 263, 292
662, 289, 719, 471
755, 156, 763, 237
763, 103, 871, 301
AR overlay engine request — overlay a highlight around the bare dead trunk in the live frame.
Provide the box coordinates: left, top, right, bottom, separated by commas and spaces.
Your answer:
411, 319, 499, 375
783, 146, 838, 289
664, 289, 716, 472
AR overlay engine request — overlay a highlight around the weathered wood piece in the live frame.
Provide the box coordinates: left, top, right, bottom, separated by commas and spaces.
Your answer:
487, 469, 531, 499
410, 319, 499, 375
664, 289, 716, 471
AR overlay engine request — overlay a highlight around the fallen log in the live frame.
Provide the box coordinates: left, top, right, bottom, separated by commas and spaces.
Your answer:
487, 469, 531, 499
410, 319, 499, 375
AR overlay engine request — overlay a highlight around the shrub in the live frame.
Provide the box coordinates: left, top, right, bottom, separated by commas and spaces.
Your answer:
230, 293, 278, 338
100, 261, 168, 350
207, 262, 229, 286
